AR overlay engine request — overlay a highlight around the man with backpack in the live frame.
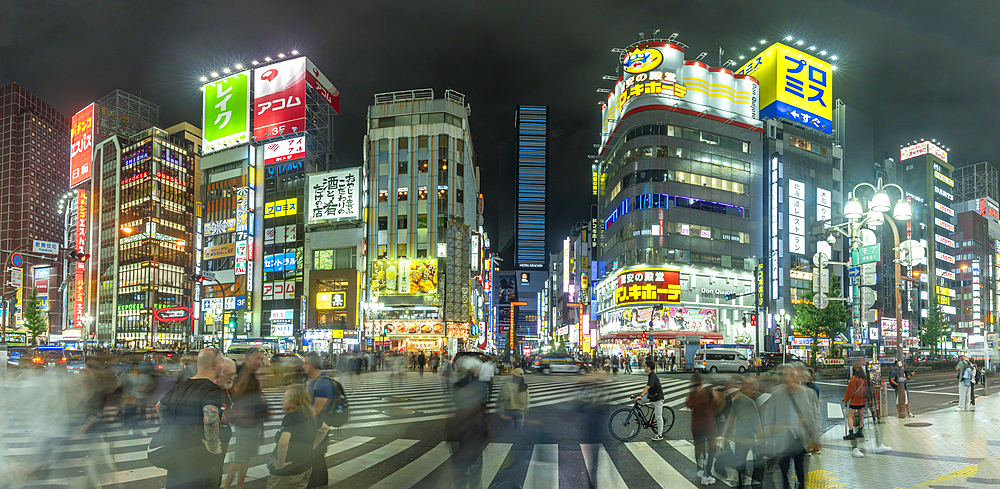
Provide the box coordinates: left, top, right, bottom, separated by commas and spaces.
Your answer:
305, 353, 347, 488
889, 361, 914, 417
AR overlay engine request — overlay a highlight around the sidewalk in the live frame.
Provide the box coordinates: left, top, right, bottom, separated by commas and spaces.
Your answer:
806, 391, 1000, 488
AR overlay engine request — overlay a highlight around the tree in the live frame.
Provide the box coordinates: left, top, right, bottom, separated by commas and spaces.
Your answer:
23, 288, 47, 345
793, 275, 851, 366
920, 299, 949, 356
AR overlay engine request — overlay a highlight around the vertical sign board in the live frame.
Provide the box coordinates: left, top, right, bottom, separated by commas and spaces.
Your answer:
70, 103, 94, 188
736, 42, 833, 134
34, 267, 50, 312
306, 167, 362, 222
201, 71, 251, 154
253, 57, 306, 142
75, 190, 88, 329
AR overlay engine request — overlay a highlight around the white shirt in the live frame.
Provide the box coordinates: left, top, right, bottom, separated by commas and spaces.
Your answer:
479, 361, 495, 381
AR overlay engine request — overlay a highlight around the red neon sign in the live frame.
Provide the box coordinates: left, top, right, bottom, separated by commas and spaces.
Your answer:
121, 171, 148, 186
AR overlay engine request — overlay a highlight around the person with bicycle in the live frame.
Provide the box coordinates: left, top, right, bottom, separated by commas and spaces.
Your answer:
633, 361, 665, 441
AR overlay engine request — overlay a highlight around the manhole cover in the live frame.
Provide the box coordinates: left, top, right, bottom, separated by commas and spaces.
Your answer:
382, 397, 410, 402
904, 422, 932, 427
381, 408, 416, 416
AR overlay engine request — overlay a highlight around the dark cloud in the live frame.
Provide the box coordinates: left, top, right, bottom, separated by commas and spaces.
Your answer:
2, 0, 998, 253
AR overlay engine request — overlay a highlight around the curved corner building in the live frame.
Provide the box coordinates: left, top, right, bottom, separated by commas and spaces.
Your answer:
594, 39, 764, 350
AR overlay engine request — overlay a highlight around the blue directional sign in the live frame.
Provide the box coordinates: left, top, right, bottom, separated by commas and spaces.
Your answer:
848, 266, 861, 282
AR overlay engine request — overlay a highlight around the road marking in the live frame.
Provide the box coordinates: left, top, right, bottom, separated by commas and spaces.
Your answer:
666, 439, 697, 466
327, 438, 418, 481
522, 444, 558, 489
581, 443, 627, 488
368, 441, 455, 489
481, 442, 513, 489
828, 402, 845, 419
625, 442, 697, 487
245, 435, 376, 481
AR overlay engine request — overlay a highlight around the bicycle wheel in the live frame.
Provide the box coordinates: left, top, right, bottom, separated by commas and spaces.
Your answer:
661, 405, 676, 433
608, 408, 642, 441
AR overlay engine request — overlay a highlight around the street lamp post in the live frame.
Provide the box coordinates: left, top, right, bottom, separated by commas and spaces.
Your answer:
826, 178, 913, 369
778, 309, 790, 365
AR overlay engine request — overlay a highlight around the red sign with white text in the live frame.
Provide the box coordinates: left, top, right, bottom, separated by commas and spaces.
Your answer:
306, 58, 340, 114
253, 58, 306, 142
70, 104, 94, 188
75, 190, 87, 329
264, 136, 305, 165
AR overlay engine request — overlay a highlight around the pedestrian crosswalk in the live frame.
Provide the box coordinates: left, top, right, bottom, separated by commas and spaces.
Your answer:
0, 371, 711, 488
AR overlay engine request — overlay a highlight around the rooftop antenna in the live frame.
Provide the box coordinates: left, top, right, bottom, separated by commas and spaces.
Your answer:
652, 28, 660, 38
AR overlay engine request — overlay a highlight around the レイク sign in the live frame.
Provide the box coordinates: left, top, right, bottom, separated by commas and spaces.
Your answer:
70, 104, 94, 188
615, 268, 681, 306
202, 71, 250, 154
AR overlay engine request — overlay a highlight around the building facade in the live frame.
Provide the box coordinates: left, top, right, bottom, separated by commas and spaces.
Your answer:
364, 89, 482, 356
594, 38, 764, 352
0, 83, 70, 340
515, 105, 548, 270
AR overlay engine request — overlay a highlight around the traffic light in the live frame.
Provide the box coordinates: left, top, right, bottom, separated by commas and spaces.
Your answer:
190, 274, 206, 284
750, 314, 758, 327
742, 316, 747, 328
383, 325, 391, 335
67, 250, 90, 263
228, 318, 236, 332
724, 293, 737, 301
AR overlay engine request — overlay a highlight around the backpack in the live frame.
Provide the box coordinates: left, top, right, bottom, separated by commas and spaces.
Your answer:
313, 374, 350, 427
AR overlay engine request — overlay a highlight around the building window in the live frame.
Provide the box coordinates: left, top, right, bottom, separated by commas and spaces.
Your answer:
456, 189, 464, 203
417, 214, 428, 228
313, 247, 357, 270
378, 216, 388, 230
397, 244, 407, 257
378, 189, 388, 203
457, 163, 464, 177
418, 159, 428, 172
398, 160, 408, 174
417, 186, 428, 200
438, 189, 448, 214
417, 248, 427, 258
397, 187, 408, 201
398, 216, 408, 229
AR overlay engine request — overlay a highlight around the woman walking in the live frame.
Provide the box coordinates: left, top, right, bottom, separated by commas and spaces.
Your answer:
686, 373, 718, 486
842, 363, 867, 448
500, 368, 530, 429
266, 385, 330, 489
719, 376, 761, 489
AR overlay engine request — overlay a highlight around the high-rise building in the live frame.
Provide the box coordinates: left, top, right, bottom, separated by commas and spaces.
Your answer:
365, 89, 483, 355
948, 204, 996, 352
0, 83, 70, 340
594, 38, 763, 349
515, 105, 547, 270
92, 127, 198, 348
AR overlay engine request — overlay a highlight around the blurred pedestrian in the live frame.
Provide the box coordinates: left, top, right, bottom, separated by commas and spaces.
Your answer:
122, 362, 154, 436
479, 356, 496, 404
686, 373, 718, 485
156, 348, 225, 489
431, 353, 440, 374
843, 363, 867, 442
971, 359, 982, 409
500, 368, 530, 429
305, 353, 342, 488
765, 366, 821, 488
225, 348, 267, 489
449, 357, 487, 488
418, 351, 427, 376
958, 357, 974, 411
669, 351, 677, 372
207, 358, 237, 489
889, 361, 914, 417
266, 385, 330, 489
611, 354, 620, 375
719, 376, 761, 489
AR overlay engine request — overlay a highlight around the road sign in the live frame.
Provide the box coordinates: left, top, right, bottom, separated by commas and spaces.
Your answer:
10, 269, 21, 287
11, 253, 22, 268
862, 288, 876, 308
863, 263, 877, 283
812, 252, 829, 269
814, 294, 830, 310
774, 327, 782, 341
898, 239, 925, 267
31, 240, 59, 255
864, 310, 877, 323
848, 266, 861, 281
856, 244, 881, 264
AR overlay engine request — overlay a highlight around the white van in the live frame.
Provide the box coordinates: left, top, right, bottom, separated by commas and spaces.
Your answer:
693, 348, 749, 373
227, 344, 272, 366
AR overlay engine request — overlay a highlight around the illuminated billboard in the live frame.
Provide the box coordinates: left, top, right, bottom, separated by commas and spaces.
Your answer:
74, 190, 88, 329
305, 58, 340, 114
901, 141, 948, 163
615, 268, 681, 307
70, 104, 94, 188
736, 42, 833, 134
264, 198, 298, 218
202, 71, 250, 154
307, 167, 362, 222
264, 135, 305, 165
254, 57, 306, 142
601, 41, 761, 149
371, 259, 439, 296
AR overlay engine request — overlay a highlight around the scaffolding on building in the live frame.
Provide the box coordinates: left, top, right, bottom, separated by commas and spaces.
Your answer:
953, 161, 999, 203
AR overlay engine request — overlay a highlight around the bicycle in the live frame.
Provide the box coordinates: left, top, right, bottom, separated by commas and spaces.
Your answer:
607, 397, 675, 441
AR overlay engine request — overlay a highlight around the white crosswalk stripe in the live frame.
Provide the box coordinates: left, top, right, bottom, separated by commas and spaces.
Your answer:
1, 371, 704, 488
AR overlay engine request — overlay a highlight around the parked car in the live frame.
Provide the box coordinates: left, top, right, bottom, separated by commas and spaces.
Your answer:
64, 349, 87, 374
116, 350, 183, 377
532, 354, 588, 375
6, 346, 30, 370
693, 348, 750, 373
757, 352, 805, 371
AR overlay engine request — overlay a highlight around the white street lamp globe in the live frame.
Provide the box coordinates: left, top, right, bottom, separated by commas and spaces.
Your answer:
844, 198, 865, 219
870, 190, 891, 213
867, 210, 885, 227
892, 200, 912, 221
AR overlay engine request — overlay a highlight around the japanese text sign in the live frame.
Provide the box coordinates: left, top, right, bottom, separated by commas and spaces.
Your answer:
253, 57, 306, 142
614, 268, 681, 306
264, 135, 305, 165
736, 42, 833, 134
70, 104, 94, 188
202, 71, 250, 154
307, 167, 361, 222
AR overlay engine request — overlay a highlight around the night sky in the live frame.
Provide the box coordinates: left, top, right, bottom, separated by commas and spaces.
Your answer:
3, 0, 998, 255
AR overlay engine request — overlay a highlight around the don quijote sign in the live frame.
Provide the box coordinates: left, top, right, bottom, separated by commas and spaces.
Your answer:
701, 288, 740, 296
155, 306, 191, 322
